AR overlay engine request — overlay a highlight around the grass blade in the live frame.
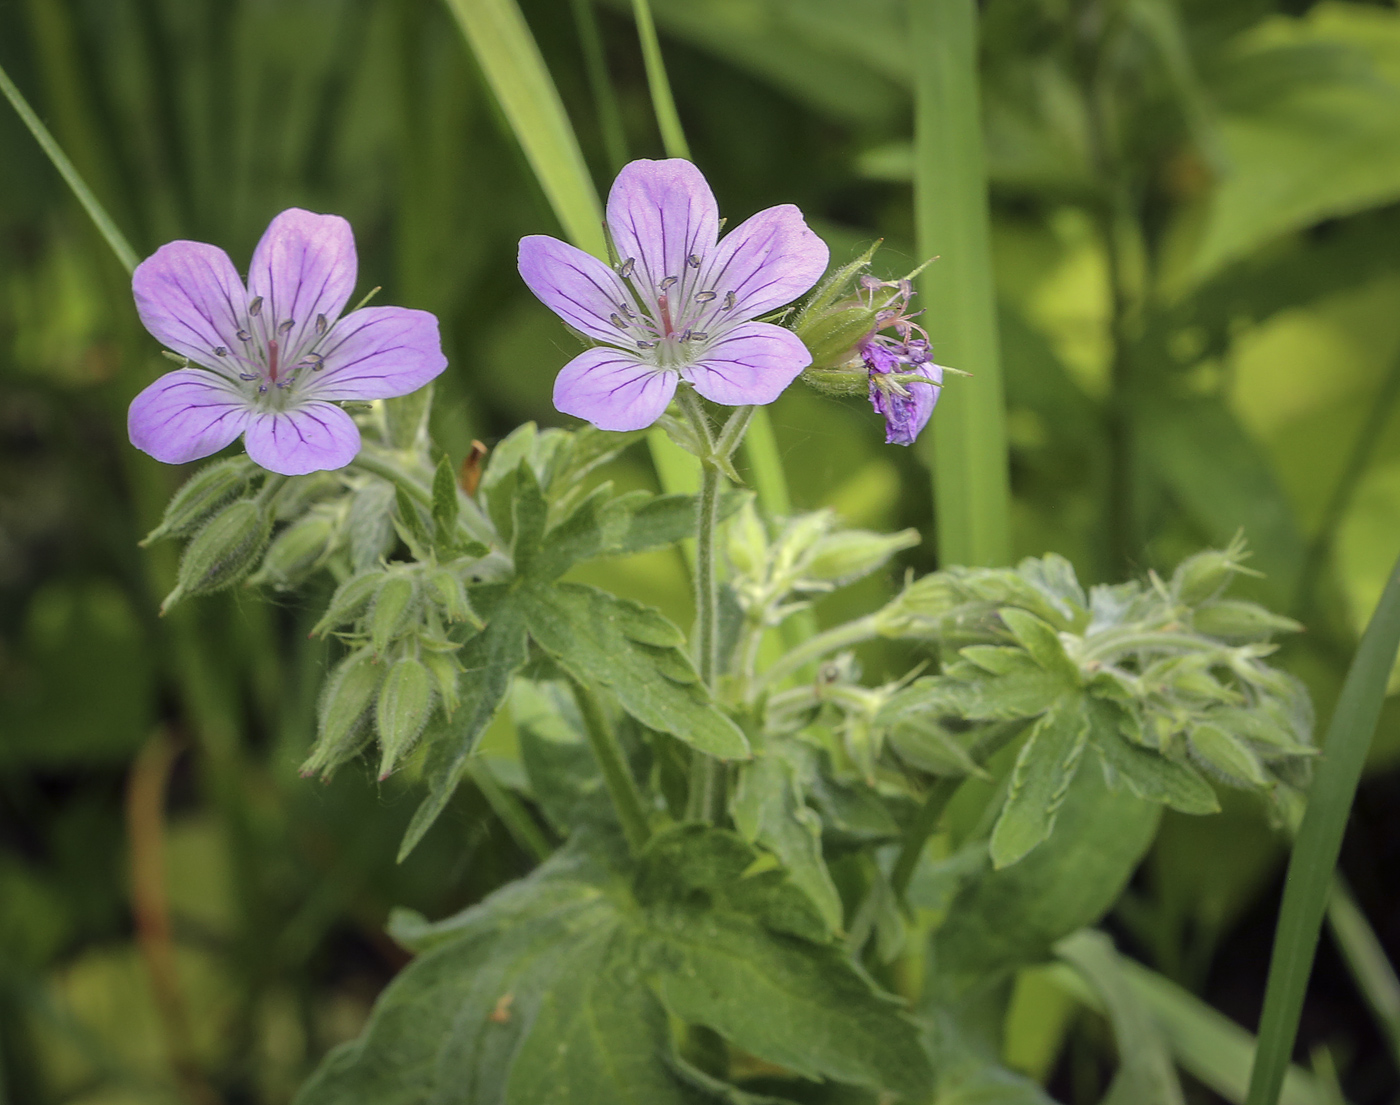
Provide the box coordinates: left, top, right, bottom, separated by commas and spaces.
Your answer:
443, 0, 605, 256
0, 60, 140, 275
1246, 548, 1400, 1105
1327, 876, 1400, 1070
909, 0, 1012, 567
630, 0, 690, 160
569, 0, 630, 173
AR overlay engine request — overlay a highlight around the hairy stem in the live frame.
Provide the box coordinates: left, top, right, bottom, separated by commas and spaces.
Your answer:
571, 679, 652, 852
465, 760, 552, 863
753, 613, 882, 698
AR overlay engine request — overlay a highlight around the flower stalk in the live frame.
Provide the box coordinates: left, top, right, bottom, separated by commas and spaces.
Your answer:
570, 678, 652, 852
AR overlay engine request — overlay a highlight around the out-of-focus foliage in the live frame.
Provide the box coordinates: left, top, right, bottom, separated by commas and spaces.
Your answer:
1, 0, 1398, 1101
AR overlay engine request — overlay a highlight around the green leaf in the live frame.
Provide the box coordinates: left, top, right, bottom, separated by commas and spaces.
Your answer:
990, 695, 1091, 868
998, 608, 1080, 684
1056, 931, 1185, 1105
442, 0, 605, 255
934, 760, 1161, 986
509, 463, 549, 577
431, 454, 460, 552
304, 829, 933, 1103
1088, 701, 1220, 815
730, 752, 843, 935
392, 485, 434, 561
636, 826, 934, 1097
299, 845, 700, 1105
521, 583, 749, 759
399, 586, 530, 860
511, 678, 617, 835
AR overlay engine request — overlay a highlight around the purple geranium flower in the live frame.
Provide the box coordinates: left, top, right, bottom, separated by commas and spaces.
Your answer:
518, 158, 829, 431
128, 209, 447, 476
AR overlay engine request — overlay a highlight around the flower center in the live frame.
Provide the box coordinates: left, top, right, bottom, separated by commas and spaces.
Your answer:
605, 259, 741, 368
209, 299, 336, 410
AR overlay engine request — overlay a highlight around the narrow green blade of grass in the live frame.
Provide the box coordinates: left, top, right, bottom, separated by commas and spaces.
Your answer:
909, 0, 1011, 568
630, 0, 690, 160
1327, 876, 1400, 1070
1246, 548, 1400, 1105
443, 0, 604, 256
0, 61, 139, 275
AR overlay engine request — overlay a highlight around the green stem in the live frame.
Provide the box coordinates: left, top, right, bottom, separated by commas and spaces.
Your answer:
910, 0, 1012, 569
570, 679, 652, 852
350, 447, 494, 546
889, 720, 1027, 902
0, 59, 140, 274
753, 613, 882, 697
465, 759, 552, 863
568, 0, 629, 173
629, 0, 690, 160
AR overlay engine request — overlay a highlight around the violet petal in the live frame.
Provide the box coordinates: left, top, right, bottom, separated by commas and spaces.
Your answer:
606, 159, 719, 299
303, 306, 447, 401
243, 402, 361, 475
518, 235, 636, 345
132, 242, 248, 371
699, 204, 828, 322
246, 209, 357, 360
681, 321, 812, 406
128, 368, 251, 464
553, 347, 678, 431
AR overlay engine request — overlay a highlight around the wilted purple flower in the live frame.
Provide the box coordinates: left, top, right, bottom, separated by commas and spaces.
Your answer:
518, 159, 829, 431
859, 275, 943, 446
128, 209, 447, 476
866, 340, 943, 446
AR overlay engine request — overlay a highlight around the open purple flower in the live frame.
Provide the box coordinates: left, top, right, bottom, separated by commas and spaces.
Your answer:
518, 159, 829, 431
128, 209, 447, 476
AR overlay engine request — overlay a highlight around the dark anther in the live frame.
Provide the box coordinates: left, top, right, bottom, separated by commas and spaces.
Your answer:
660, 275, 678, 291
305, 352, 325, 370
214, 346, 229, 357
315, 313, 328, 335
637, 340, 655, 349
248, 296, 263, 317
695, 291, 717, 303
278, 319, 294, 334
610, 313, 627, 328
687, 254, 701, 268
618, 258, 636, 278
258, 384, 268, 394
722, 291, 736, 311
691, 331, 708, 340
240, 373, 258, 381
236, 329, 252, 342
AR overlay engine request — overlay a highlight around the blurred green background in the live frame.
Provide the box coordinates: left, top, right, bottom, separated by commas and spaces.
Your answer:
1, 0, 1399, 1101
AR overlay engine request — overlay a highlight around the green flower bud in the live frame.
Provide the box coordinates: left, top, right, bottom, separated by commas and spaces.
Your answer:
161, 499, 272, 614
802, 527, 920, 586
370, 575, 417, 656
303, 649, 382, 777
426, 568, 481, 626
311, 571, 383, 637
249, 511, 337, 590
376, 656, 434, 778
726, 502, 769, 577
1192, 600, 1301, 642
383, 383, 434, 450
1188, 721, 1269, 787
1171, 536, 1256, 606
422, 651, 462, 716
142, 457, 257, 545
794, 301, 879, 372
